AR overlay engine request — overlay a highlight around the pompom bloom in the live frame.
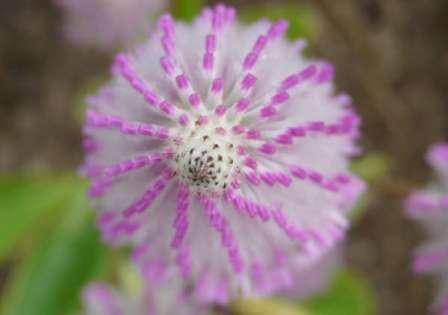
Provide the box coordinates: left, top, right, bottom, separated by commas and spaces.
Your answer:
82, 4, 364, 303
280, 247, 342, 300
56, 0, 166, 50
405, 143, 448, 314
82, 278, 208, 315
281, 178, 364, 300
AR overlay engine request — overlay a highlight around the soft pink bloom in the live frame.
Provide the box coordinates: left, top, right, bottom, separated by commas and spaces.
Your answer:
56, 0, 166, 50
82, 278, 208, 315
280, 177, 365, 300
405, 143, 448, 314
279, 247, 341, 299
82, 4, 364, 303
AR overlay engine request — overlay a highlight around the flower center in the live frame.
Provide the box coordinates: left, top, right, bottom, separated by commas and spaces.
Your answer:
175, 128, 237, 195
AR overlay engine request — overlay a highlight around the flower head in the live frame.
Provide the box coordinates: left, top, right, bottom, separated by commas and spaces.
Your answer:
281, 247, 341, 299
405, 143, 448, 314
82, 278, 207, 315
56, 0, 165, 50
82, 4, 363, 303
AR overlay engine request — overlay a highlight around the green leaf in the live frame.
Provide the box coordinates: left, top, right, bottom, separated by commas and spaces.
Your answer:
74, 77, 108, 123
304, 270, 376, 315
351, 153, 391, 183
0, 175, 81, 259
233, 298, 311, 315
239, 4, 315, 40
171, 0, 204, 21
1, 186, 105, 315
348, 192, 370, 224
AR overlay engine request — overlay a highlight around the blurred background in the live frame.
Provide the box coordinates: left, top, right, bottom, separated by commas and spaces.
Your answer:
1, 0, 448, 314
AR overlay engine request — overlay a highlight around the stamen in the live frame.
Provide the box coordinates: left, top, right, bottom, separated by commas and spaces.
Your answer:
114, 54, 179, 118
175, 128, 237, 194
122, 169, 174, 218
171, 184, 190, 248
102, 152, 171, 178
224, 189, 271, 221
86, 110, 170, 140
289, 165, 343, 192
198, 196, 244, 273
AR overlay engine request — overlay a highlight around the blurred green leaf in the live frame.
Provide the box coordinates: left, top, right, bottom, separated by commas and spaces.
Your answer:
351, 152, 391, 183
0, 175, 81, 259
233, 298, 311, 315
348, 192, 370, 224
304, 270, 376, 315
347, 153, 391, 223
1, 186, 105, 315
239, 4, 315, 40
74, 77, 108, 123
171, 0, 204, 21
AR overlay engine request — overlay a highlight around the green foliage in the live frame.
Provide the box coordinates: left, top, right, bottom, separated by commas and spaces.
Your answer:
0, 175, 105, 315
171, 0, 204, 21
351, 152, 391, 183
0, 175, 80, 259
348, 192, 370, 224
232, 270, 375, 315
304, 271, 376, 315
239, 4, 315, 40
74, 77, 108, 124
348, 152, 391, 223
233, 298, 311, 315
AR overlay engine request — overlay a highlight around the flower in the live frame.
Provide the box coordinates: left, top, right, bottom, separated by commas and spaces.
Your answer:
279, 177, 364, 300
56, 0, 165, 50
82, 278, 208, 315
280, 247, 341, 299
82, 4, 364, 303
405, 143, 448, 314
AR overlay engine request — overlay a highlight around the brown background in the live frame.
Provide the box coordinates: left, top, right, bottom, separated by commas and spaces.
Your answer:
1, 0, 448, 314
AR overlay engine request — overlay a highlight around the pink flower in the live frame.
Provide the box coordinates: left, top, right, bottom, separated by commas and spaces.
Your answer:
56, 0, 166, 50
405, 143, 448, 314
82, 278, 207, 315
275, 247, 341, 300
82, 4, 364, 303
277, 178, 365, 300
